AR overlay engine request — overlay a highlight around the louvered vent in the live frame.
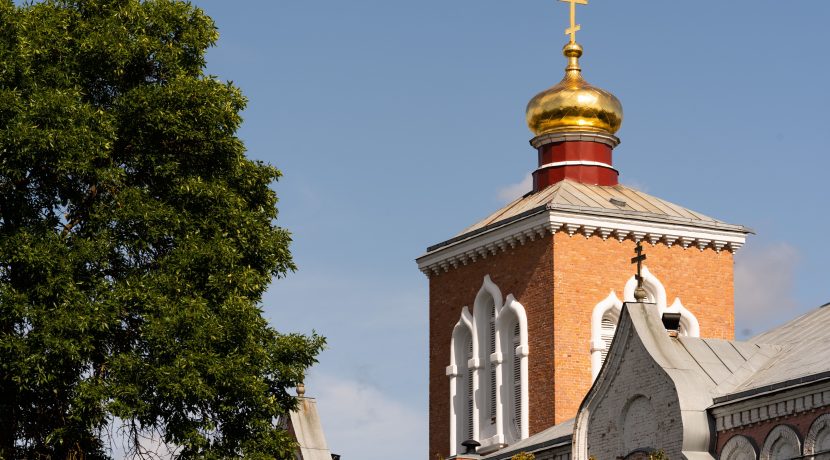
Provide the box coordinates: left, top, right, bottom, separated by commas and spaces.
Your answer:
488, 312, 496, 421
466, 338, 474, 441
512, 322, 522, 437
600, 316, 617, 366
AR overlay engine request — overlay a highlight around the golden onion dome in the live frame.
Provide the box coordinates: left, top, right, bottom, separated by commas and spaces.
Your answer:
526, 42, 623, 136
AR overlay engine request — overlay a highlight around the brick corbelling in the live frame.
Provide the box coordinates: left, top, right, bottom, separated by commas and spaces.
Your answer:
428, 236, 555, 460
715, 408, 830, 455
550, 232, 735, 424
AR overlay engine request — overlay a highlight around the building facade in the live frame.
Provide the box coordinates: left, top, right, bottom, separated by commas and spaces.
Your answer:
416, 12, 751, 459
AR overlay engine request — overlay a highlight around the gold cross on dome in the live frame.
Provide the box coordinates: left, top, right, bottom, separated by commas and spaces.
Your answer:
560, 0, 588, 43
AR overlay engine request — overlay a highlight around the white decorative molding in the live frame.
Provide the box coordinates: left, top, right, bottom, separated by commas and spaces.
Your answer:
804, 413, 830, 456
720, 435, 758, 460
760, 425, 801, 460
473, 276, 502, 446
712, 385, 830, 432
535, 160, 616, 172
417, 210, 748, 276
590, 291, 623, 381
623, 267, 699, 337
530, 131, 620, 149
589, 270, 699, 383
447, 276, 528, 454
496, 295, 530, 443
448, 307, 474, 456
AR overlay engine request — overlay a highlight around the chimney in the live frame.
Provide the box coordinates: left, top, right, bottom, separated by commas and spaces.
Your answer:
661, 312, 682, 338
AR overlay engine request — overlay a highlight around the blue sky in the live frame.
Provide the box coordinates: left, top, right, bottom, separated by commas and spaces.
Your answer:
188, 2, 830, 459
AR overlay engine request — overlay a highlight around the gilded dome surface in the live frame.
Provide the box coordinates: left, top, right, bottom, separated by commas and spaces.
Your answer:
526, 43, 623, 136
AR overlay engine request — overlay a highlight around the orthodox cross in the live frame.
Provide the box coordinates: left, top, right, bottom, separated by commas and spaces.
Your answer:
560, 0, 588, 44
631, 241, 648, 302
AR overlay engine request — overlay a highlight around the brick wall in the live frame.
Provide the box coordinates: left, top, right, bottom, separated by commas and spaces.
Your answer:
427, 229, 736, 458
716, 408, 830, 455
551, 233, 735, 422
429, 235, 554, 460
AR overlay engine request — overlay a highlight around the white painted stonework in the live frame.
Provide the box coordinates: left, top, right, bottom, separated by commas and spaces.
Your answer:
574, 303, 717, 460
447, 276, 529, 456
417, 208, 747, 277
720, 435, 757, 460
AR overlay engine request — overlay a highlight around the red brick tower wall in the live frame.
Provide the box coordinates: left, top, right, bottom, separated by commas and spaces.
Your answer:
427, 230, 736, 458
550, 232, 735, 422
428, 236, 555, 460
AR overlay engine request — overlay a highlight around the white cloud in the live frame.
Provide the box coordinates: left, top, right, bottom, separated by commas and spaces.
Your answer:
734, 242, 800, 338
307, 372, 427, 460
497, 174, 532, 203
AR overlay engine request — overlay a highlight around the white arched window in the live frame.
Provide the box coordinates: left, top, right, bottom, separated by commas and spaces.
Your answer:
760, 425, 801, 460
473, 276, 501, 446
448, 276, 529, 455
721, 435, 758, 460
590, 292, 622, 380
496, 294, 529, 444
591, 267, 701, 381
447, 307, 474, 456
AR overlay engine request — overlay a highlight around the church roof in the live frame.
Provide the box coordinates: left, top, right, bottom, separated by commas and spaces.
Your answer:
288, 396, 334, 460
462, 179, 744, 236
715, 303, 830, 402
419, 179, 750, 276
482, 419, 574, 460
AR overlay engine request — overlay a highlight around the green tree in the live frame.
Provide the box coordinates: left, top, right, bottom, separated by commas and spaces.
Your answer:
0, 0, 324, 458
511, 452, 535, 460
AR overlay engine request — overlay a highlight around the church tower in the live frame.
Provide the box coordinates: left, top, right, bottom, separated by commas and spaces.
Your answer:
417, 2, 752, 459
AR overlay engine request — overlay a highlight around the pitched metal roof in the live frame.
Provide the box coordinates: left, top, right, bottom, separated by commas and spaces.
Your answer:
483, 419, 574, 460
719, 304, 830, 399
461, 179, 748, 236
673, 337, 781, 396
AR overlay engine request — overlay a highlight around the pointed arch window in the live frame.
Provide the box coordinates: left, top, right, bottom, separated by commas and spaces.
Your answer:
448, 277, 529, 454
591, 267, 702, 381
447, 307, 474, 456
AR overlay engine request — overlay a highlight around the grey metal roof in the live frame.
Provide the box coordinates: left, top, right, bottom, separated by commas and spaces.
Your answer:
461, 179, 749, 236
719, 304, 830, 399
673, 337, 781, 396
483, 419, 574, 460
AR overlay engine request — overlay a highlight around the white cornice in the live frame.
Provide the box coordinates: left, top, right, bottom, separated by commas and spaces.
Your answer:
711, 381, 830, 431
416, 208, 749, 277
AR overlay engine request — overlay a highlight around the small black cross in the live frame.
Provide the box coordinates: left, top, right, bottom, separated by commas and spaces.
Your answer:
631, 241, 647, 301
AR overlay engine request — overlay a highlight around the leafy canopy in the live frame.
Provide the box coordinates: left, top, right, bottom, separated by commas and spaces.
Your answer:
0, 0, 324, 458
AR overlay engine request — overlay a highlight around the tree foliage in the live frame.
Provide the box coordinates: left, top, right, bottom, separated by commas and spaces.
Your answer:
0, 0, 324, 458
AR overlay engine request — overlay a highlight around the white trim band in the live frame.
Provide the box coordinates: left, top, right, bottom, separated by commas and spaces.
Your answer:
536, 160, 616, 172
416, 210, 748, 276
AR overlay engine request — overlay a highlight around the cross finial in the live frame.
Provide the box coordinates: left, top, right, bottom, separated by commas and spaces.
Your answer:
631, 241, 648, 302
560, 0, 588, 44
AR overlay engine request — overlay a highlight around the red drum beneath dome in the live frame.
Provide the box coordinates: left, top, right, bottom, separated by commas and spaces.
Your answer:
533, 140, 618, 190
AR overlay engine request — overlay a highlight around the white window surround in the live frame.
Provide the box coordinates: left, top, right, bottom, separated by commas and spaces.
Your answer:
473, 275, 502, 450
805, 413, 830, 457
590, 266, 700, 380
447, 307, 474, 456
721, 435, 758, 460
447, 276, 530, 455
760, 425, 801, 460
496, 294, 530, 444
